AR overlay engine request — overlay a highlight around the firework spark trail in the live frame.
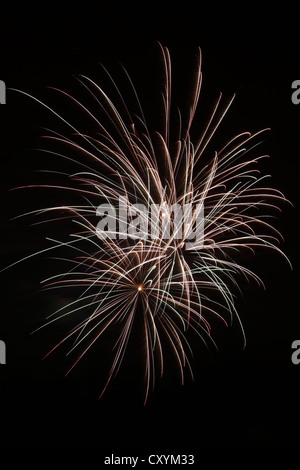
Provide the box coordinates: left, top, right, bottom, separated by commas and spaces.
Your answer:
6, 44, 291, 402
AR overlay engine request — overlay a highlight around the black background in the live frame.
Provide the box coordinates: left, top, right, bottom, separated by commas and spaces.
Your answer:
0, 3, 299, 452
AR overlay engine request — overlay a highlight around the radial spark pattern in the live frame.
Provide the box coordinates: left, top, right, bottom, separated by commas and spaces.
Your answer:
12, 45, 290, 401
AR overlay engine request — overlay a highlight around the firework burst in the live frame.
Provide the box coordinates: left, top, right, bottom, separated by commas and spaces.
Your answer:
8, 44, 290, 402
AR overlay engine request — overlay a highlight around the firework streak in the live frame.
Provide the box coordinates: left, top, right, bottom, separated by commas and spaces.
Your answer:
9, 44, 290, 402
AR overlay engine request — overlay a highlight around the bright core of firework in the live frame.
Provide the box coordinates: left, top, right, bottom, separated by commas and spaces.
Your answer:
10, 44, 291, 403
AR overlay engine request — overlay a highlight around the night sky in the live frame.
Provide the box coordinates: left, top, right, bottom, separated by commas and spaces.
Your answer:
0, 4, 299, 451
